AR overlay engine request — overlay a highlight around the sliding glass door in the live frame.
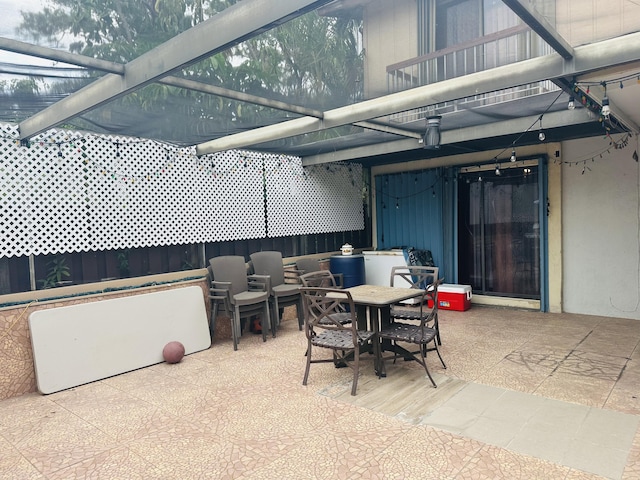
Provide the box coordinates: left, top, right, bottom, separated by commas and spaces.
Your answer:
458, 163, 541, 298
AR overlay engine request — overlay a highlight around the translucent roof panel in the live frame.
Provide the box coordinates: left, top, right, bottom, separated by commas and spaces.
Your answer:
75, 82, 305, 146
1, 0, 638, 160
1, 0, 364, 149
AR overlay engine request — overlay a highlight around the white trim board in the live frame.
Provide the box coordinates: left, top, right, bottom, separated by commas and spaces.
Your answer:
29, 286, 211, 394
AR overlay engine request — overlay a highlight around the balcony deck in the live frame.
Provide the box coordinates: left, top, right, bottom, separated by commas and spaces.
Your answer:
1, 305, 639, 479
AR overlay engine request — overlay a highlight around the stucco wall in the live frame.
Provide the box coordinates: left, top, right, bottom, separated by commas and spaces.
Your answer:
562, 134, 640, 319
363, 0, 418, 98
555, 0, 640, 46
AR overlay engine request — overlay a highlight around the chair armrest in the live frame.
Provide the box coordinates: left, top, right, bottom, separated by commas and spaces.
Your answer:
334, 272, 344, 288
284, 268, 304, 284
209, 287, 231, 312
211, 280, 232, 290
248, 274, 271, 293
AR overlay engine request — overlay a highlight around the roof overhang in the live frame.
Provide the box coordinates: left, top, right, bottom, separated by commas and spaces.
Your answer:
195, 32, 640, 158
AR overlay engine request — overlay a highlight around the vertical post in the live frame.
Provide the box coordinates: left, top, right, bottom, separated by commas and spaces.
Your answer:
29, 254, 36, 291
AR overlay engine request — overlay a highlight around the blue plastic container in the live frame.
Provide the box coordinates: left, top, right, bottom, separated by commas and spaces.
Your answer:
330, 254, 365, 288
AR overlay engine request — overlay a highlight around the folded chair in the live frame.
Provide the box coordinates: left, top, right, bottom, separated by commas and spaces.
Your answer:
209, 256, 272, 351
300, 287, 378, 396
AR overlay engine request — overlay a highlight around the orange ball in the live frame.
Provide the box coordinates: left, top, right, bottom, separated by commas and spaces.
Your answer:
163, 341, 185, 364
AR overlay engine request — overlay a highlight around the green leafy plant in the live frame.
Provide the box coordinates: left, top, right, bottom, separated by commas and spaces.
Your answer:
117, 249, 131, 277
40, 256, 71, 289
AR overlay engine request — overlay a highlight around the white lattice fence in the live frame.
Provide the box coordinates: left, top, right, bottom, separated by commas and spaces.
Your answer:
0, 123, 363, 258
265, 158, 364, 236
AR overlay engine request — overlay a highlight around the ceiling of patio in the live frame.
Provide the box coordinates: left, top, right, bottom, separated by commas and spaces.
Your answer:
1, 0, 639, 169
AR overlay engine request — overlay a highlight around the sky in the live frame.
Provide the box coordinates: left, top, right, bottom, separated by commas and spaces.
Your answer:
0, 0, 43, 39
0, 0, 82, 83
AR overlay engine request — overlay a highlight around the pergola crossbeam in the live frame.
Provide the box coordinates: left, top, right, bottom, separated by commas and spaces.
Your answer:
502, 0, 574, 60
0, 37, 124, 74
302, 109, 595, 165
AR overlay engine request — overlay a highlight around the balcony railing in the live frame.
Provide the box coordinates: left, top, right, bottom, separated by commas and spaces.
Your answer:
386, 24, 556, 123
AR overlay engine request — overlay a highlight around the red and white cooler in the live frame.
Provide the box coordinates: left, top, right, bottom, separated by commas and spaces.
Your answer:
436, 284, 472, 311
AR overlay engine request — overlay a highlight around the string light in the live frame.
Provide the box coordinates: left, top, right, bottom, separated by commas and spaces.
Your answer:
555, 132, 633, 171
601, 95, 611, 119
573, 71, 640, 121
567, 96, 575, 110
538, 116, 546, 142
1, 131, 319, 184
510, 148, 517, 162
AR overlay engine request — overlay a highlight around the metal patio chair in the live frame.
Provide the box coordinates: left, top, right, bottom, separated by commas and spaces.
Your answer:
296, 257, 343, 287
389, 265, 442, 346
300, 287, 378, 396
379, 278, 446, 387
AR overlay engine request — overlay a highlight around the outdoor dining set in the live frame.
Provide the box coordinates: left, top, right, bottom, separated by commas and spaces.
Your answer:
207, 251, 447, 395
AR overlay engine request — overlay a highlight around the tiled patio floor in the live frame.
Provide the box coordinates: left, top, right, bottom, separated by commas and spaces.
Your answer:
1, 305, 640, 479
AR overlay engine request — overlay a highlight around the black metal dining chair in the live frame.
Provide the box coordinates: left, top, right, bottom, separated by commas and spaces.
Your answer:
299, 287, 377, 396
296, 257, 343, 287
299, 270, 342, 288
379, 278, 446, 387
389, 265, 442, 345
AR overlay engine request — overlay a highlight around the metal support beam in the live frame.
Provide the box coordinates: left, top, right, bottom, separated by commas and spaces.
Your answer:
18, 0, 332, 139
302, 109, 595, 165
158, 77, 324, 118
572, 86, 640, 135
0, 37, 124, 74
196, 32, 640, 156
353, 121, 423, 139
502, 0, 574, 60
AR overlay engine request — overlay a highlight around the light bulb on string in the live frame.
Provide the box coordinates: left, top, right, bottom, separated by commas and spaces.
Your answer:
567, 96, 575, 110
601, 96, 611, 119
538, 116, 546, 141
601, 82, 610, 119
510, 148, 517, 162
495, 164, 501, 176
